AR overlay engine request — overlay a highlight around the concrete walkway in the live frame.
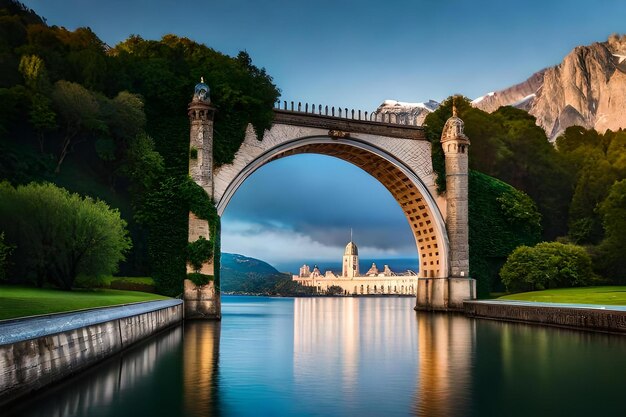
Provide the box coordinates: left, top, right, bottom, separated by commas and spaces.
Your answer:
468, 299, 626, 312
0, 299, 182, 345
464, 299, 626, 334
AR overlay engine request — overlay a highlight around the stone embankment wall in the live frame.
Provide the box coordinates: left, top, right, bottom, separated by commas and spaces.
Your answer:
464, 300, 626, 334
0, 299, 183, 407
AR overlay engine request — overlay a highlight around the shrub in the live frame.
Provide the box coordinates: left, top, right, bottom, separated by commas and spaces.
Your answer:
0, 182, 132, 289
110, 279, 156, 293
187, 272, 213, 287
326, 285, 344, 296
187, 235, 213, 273
500, 242, 594, 292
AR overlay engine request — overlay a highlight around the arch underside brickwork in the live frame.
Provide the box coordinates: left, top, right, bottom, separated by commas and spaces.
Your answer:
216, 136, 449, 279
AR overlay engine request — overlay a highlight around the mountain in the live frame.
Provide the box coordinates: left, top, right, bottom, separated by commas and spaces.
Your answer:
374, 99, 439, 125
220, 253, 313, 295
378, 35, 626, 141
473, 34, 626, 141
471, 69, 546, 113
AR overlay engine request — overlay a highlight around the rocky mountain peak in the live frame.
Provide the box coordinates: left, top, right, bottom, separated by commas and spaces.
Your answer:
473, 35, 626, 141
377, 35, 626, 142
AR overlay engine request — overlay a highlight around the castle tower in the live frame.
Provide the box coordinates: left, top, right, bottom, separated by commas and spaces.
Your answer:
416, 98, 475, 310
342, 241, 359, 278
185, 78, 220, 320
441, 98, 470, 278
188, 78, 215, 195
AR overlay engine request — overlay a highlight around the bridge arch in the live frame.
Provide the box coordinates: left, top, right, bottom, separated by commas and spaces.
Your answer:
216, 135, 449, 280
185, 85, 475, 318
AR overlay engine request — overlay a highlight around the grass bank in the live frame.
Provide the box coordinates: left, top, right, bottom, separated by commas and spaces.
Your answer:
0, 285, 169, 320
498, 286, 626, 306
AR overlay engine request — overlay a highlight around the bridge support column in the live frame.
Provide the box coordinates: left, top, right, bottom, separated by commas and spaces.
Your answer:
185, 79, 221, 320
416, 100, 475, 311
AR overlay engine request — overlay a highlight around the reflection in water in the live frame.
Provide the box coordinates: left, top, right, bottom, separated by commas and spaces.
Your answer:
7, 325, 184, 417
8, 297, 626, 417
293, 297, 360, 390
183, 322, 221, 417
292, 297, 420, 416
414, 313, 473, 417
7, 322, 222, 417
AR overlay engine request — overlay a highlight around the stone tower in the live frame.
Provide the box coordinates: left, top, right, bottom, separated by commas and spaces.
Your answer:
185, 78, 220, 320
415, 98, 476, 310
188, 78, 215, 195
441, 99, 470, 278
342, 241, 359, 278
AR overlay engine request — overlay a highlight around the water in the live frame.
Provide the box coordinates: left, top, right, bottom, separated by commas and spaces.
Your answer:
7, 296, 626, 417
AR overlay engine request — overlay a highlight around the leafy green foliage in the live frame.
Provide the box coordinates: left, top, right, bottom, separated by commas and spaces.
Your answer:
556, 127, 624, 244
326, 285, 344, 295
425, 97, 572, 239
0, 3, 278, 294
187, 272, 213, 286
0, 182, 131, 289
500, 242, 594, 292
187, 236, 213, 272
469, 171, 542, 296
596, 179, 626, 283
0, 232, 11, 281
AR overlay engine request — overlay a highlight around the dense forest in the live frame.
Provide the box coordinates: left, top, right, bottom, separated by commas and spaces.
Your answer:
0, 0, 279, 295
1, 0, 624, 297
425, 98, 626, 291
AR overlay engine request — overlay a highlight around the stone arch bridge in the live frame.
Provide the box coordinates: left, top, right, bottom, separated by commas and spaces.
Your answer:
185, 83, 475, 319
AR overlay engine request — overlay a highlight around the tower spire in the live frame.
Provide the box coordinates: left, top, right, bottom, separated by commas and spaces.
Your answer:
350, 228, 353, 242
452, 95, 458, 117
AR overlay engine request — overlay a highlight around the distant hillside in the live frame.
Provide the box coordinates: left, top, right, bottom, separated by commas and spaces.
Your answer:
220, 253, 313, 295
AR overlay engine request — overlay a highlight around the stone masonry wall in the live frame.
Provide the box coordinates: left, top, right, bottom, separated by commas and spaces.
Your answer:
0, 302, 183, 407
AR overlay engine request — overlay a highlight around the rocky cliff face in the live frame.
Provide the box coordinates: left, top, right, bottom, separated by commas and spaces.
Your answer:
373, 99, 439, 125
377, 35, 626, 141
474, 35, 626, 141
472, 69, 546, 113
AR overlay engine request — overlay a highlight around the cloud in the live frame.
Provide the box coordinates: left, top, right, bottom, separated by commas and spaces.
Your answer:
223, 155, 415, 253
221, 220, 415, 269
221, 154, 418, 266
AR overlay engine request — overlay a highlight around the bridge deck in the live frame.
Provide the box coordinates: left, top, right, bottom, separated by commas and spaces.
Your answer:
273, 109, 426, 141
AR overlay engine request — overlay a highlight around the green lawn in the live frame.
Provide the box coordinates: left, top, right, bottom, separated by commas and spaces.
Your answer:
0, 286, 169, 320
101, 276, 155, 286
498, 286, 626, 305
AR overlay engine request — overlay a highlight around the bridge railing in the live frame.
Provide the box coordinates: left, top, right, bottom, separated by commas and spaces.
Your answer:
274, 100, 422, 126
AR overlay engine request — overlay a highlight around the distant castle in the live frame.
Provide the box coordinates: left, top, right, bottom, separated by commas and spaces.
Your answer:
293, 240, 417, 295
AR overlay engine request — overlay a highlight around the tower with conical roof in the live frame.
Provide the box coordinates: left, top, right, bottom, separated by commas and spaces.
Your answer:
441, 97, 470, 278
188, 77, 215, 195
342, 240, 359, 278
186, 78, 220, 320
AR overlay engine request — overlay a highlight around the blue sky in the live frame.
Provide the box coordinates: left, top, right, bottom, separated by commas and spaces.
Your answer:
22, 0, 626, 271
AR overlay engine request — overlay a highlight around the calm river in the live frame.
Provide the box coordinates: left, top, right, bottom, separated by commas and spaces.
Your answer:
7, 296, 626, 417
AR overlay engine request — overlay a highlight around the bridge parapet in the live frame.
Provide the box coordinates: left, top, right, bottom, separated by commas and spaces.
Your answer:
274, 103, 426, 141
275, 100, 425, 129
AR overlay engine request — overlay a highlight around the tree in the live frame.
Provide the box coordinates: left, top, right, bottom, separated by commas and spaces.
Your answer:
596, 179, 626, 282
556, 127, 624, 244
51, 80, 103, 173
326, 285, 344, 296
424, 98, 572, 239
18, 55, 57, 152
0, 182, 131, 289
0, 232, 11, 282
500, 242, 594, 292
469, 171, 542, 295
